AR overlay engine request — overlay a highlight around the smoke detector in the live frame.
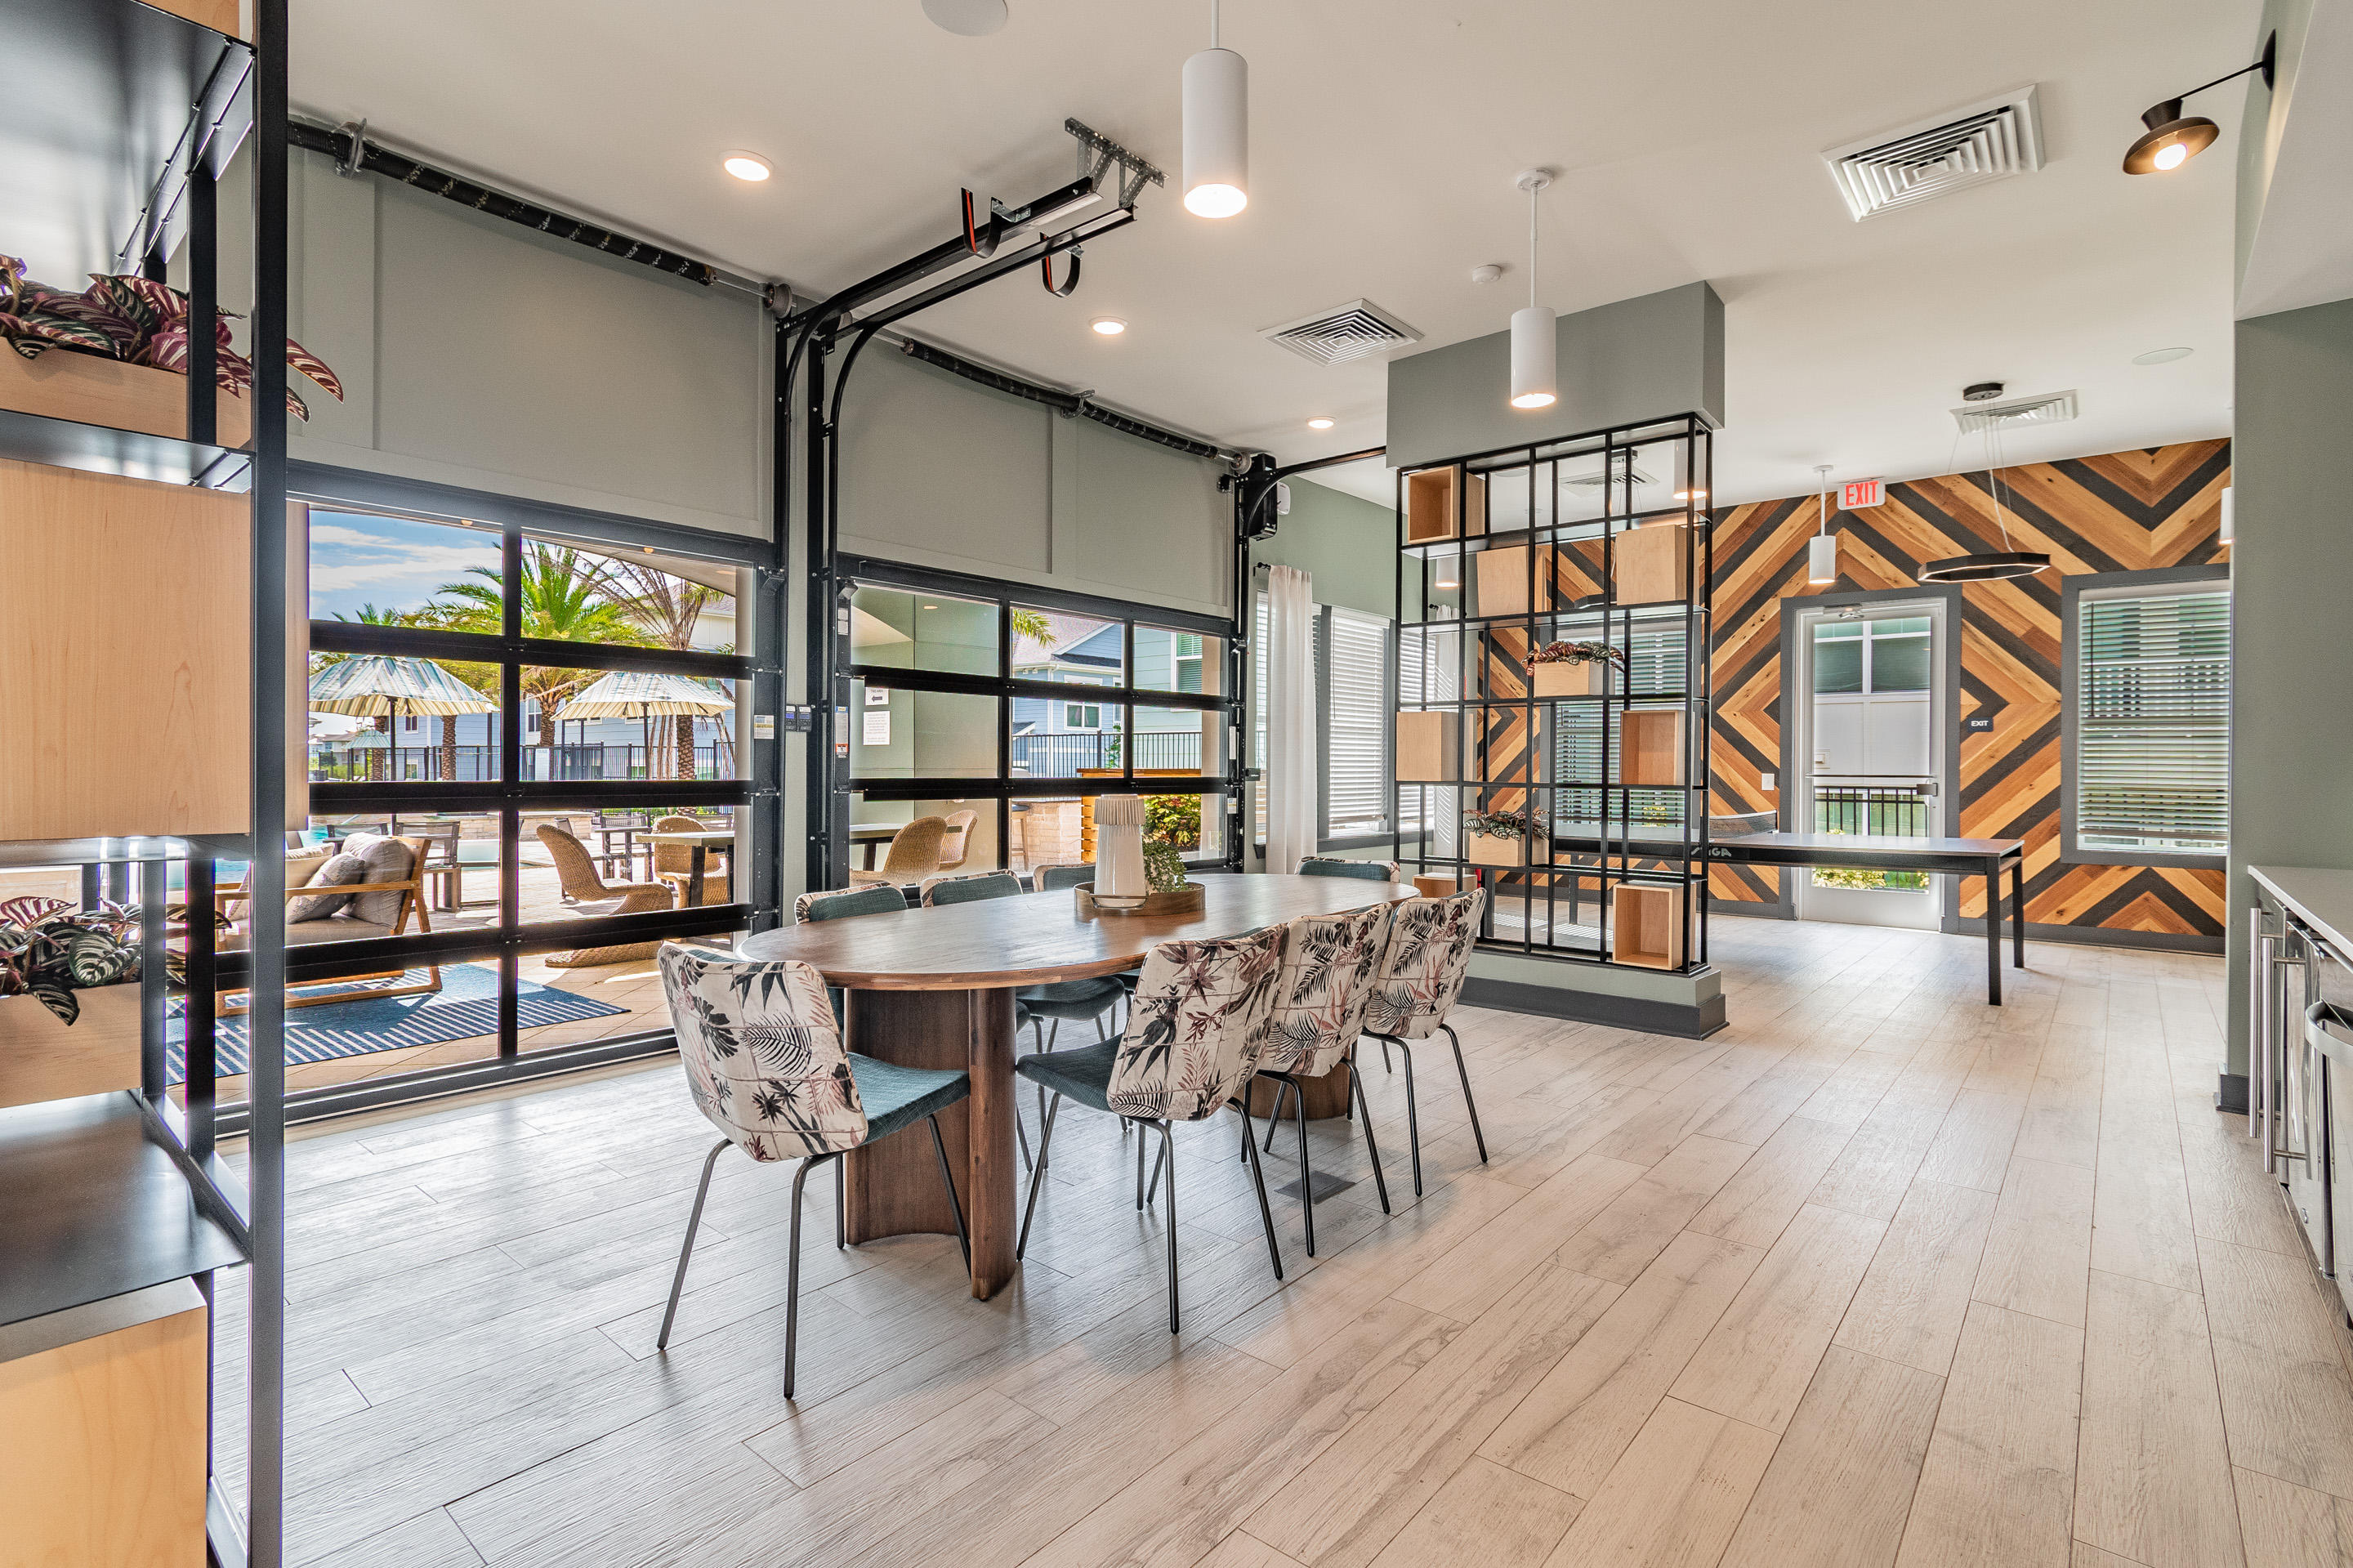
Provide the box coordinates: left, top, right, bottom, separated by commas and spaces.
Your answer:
1470, 263, 1505, 284
1951, 389, 2078, 433
1823, 85, 2044, 221
1259, 299, 1423, 365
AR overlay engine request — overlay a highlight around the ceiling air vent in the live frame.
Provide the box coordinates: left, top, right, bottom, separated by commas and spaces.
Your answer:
1950, 389, 2078, 432
1823, 85, 2043, 221
1560, 458, 1656, 488
1259, 299, 1422, 365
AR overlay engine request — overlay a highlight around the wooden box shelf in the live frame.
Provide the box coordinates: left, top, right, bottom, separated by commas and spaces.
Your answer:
1610, 882, 1686, 969
1395, 709, 1461, 781
0, 351, 252, 450
1404, 466, 1487, 544
1474, 543, 1554, 618
1619, 709, 1685, 787
1611, 522, 1691, 604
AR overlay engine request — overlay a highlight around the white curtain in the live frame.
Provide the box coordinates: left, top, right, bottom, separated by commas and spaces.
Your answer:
1265, 565, 1319, 874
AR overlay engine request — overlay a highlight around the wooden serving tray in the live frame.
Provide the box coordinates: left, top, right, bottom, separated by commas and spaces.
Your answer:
1074, 882, 1207, 918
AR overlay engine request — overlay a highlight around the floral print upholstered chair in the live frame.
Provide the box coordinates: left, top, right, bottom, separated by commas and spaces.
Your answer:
1013, 925, 1289, 1332
1360, 886, 1490, 1195
654, 945, 971, 1396
1252, 900, 1399, 1253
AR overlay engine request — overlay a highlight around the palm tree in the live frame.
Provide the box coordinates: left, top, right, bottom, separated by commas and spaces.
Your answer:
602, 561, 725, 779
428, 546, 649, 760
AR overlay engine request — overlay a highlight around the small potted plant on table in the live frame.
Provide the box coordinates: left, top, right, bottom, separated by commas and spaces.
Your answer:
1464, 808, 1547, 867
1527, 639, 1625, 698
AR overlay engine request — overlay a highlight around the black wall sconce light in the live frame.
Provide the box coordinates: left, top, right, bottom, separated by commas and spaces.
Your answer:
2123, 32, 2276, 174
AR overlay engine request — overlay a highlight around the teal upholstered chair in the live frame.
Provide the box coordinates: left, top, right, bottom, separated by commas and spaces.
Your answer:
920, 870, 1023, 906
1023, 864, 1125, 1034
794, 885, 906, 922
1299, 856, 1400, 882
1016, 925, 1288, 1331
654, 945, 970, 1396
1031, 863, 1094, 891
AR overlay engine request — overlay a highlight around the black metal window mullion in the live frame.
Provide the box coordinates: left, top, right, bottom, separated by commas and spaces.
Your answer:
498, 523, 523, 1059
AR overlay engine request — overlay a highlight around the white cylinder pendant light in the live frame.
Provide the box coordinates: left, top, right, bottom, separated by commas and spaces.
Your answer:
1183, 2, 1248, 218
1509, 170, 1556, 409
1808, 465, 1837, 584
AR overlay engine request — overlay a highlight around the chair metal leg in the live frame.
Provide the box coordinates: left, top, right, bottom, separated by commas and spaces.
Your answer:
1443, 1024, 1488, 1164
926, 1114, 971, 1271
1381, 1034, 1424, 1196
1017, 1092, 1061, 1258
834, 1155, 846, 1249
1016, 1106, 1032, 1170
1156, 1119, 1181, 1333
1292, 1070, 1315, 1256
1351, 1059, 1391, 1214
1233, 1104, 1285, 1282
1136, 1119, 1151, 1208
656, 1137, 728, 1351
1381, 1038, 1393, 1074
1262, 1076, 1290, 1154
785, 1152, 835, 1399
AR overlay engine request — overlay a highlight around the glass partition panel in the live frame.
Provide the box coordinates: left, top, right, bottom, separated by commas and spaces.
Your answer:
851, 585, 998, 676
308, 509, 500, 623
519, 665, 742, 780
851, 681, 998, 780
518, 532, 739, 653
1133, 626, 1224, 695
1013, 605, 1123, 686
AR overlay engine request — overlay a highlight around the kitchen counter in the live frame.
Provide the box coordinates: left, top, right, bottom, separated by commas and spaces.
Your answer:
2249, 865, 2353, 955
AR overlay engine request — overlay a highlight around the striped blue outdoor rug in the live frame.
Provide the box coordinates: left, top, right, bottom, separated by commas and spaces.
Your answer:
166, 963, 628, 1082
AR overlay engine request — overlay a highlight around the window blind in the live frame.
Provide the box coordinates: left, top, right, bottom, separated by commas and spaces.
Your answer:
2075, 587, 2230, 855
1327, 608, 1391, 834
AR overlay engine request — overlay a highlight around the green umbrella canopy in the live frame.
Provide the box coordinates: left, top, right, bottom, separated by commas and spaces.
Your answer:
560, 670, 734, 719
308, 655, 497, 717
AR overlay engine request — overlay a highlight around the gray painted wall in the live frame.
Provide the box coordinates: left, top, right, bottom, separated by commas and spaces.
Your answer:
2226, 295, 2353, 1077
1251, 477, 1396, 619
1385, 281, 1725, 471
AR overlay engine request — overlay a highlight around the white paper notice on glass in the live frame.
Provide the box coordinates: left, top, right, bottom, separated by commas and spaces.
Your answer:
863, 711, 891, 746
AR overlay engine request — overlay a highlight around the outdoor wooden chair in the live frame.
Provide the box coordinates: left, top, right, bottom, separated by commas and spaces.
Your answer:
538, 824, 675, 966
935, 809, 980, 872
217, 833, 443, 1014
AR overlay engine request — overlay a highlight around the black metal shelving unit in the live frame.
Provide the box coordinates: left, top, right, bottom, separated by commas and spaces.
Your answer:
1, 1, 288, 1561
1392, 415, 1714, 974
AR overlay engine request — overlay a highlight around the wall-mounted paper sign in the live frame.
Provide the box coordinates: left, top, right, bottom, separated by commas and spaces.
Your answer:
863, 711, 891, 746
865, 686, 890, 706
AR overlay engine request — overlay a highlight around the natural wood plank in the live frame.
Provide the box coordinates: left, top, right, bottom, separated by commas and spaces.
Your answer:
1480, 1229, 1762, 1497
2074, 1271, 2245, 1568
1553, 1132, 1755, 1284
1392, 1152, 1648, 1322
1895, 1302, 2083, 1568
1973, 1155, 2096, 1329
1811, 1095, 1953, 1221
1364, 1457, 1581, 1568
1719, 1346, 1945, 1568
2177, 1116, 2305, 1258
1689, 1115, 1857, 1249
1916, 1091, 2028, 1194
1671, 1202, 1890, 1432
1540, 1396, 1777, 1567
2198, 1235, 2353, 1500
2232, 1466, 2353, 1568
1201, 1532, 1311, 1568
1835, 1180, 1998, 1375
2088, 1133, 2201, 1296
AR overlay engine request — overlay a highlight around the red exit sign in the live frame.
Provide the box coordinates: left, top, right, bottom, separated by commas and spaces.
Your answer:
1841, 477, 1885, 509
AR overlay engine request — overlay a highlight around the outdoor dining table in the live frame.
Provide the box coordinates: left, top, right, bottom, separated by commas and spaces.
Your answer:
737, 872, 1413, 1298
645, 828, 736, 908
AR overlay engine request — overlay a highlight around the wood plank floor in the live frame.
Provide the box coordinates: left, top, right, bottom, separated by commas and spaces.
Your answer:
207, 914, 2353, 1567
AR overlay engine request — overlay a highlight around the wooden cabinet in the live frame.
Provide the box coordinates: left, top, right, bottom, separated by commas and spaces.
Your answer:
1610, 883, 1685, 969
1619, 709, 1685, 787
1404, 466, 1487, 544
0, 1280, 210, 1567
1611, 523, 1691, 604
0, 460, 251, 840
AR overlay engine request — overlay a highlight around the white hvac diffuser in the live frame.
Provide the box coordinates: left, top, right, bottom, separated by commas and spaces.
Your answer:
1092, 793, 1149, 909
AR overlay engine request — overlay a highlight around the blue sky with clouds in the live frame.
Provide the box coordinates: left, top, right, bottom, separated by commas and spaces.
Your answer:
307, 511, 502, 621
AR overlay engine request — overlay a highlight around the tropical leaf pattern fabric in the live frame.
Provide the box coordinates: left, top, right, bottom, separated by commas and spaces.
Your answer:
1362, 887, 1486, 1041
1258, 902, 1395, 1078
657, 945, 868, 1161
1106, 926, 1286, 1122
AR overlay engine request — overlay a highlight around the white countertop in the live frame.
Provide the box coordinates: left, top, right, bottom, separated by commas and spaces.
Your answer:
2249, 865, 2353, 957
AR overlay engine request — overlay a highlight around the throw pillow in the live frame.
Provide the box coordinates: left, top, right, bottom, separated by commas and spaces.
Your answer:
288, 852, 364, 922
343, 834, 415, 926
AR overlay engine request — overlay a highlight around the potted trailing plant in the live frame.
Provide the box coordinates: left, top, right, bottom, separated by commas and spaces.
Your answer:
1527, 639, 1625, 698
1464, 808, 1547, 867
0, 897, 142, 1025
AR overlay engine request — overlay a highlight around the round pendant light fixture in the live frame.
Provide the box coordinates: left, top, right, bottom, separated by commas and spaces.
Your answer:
1919, 400, 2052, 583
2123, 33, 2274, 174
1808, 466, 1837, 585
922, 0, 1009, 36
1509, 169, 1556, 410
1182, 1, 1248, 217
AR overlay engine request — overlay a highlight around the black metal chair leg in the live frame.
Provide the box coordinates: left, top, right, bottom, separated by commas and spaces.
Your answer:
1145, 1139, 1168, 1204
1381, 1038, 1393, 1074
1136, 1119, 1151, 1208
1390, 1035, 1425, 1196
926, 1114, 971, 1271
785, 1152, 833, 1398
657, 1137, 728, 1351
1443, 1024, 1488, 1164
1262, 1076, 1290, 1154
1234, 1104, 1284, 1282
1156, 1120, 1180, 1333
1017, 1093, 1061, 1258
1293, 1070, 1315, 1256
1016, 1106, 1032, 1171
1351, 1059, 1391, 1214
834, 1155, 846, 1249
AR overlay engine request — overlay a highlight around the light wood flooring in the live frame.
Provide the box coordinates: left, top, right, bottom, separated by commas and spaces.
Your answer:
207, 914, 2353, 1567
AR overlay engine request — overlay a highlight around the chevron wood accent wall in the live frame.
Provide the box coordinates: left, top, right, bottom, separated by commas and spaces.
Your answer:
1708, 440, 2230, 943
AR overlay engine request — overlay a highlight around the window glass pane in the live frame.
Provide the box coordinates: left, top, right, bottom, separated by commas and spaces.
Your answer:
1130, 699, 1220, 775
518, 534, 739, 652
1812, 632, 1863, 694
1868, 632, 1931, 692
846, 795, 1000, 878
851, 681, 998, 780
519, 665, 741, 780
1013, 607, 1123, 686
851, 586, 998, 676
1134, 626, 1224, 695
308, 510, 500, 623
2076, 587, 2230, 855
1328, 608, 1391, 836
307, 654, 501, 781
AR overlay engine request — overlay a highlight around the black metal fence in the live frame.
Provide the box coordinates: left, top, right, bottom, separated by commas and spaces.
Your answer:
1007, 730, 1206, 776
1812, 786, 1931, 838
310, 743, 731, 782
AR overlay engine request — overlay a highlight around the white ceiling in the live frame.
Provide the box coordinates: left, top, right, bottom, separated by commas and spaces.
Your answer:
289, 0, 2260, 508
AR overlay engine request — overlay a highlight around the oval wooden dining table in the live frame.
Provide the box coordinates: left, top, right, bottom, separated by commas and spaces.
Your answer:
737, 873, 1413, 1298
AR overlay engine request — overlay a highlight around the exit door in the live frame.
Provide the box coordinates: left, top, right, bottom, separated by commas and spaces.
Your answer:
1794, 605, 1942, 929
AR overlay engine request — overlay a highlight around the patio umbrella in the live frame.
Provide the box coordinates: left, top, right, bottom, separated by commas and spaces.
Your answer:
561, 670, 733, 778
310, 655, 497, 780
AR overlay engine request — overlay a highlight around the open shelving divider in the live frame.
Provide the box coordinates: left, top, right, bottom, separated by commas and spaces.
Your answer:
1391, 414, 1713, 975
0, 1, 287, 1562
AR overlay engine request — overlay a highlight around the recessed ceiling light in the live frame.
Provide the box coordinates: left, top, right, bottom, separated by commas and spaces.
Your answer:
1306, 417, 1334, 430
1090, 316, 1127, 336
721, 152, 771, 182
922, 0, 1007, 35
2132, 346, 2194, 365
922, 603, 940, 610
